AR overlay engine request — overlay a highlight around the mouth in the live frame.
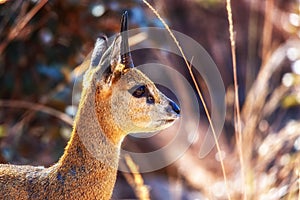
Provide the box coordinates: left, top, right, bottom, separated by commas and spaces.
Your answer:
154, 114, 180, 129
153, 117, 179, 131
165, 119, 176, 123
159, 116, 179, 124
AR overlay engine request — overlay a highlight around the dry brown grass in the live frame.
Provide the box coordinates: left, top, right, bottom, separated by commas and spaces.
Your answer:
0, 0, 299, 199
142, 1, 232, 199
142, 0, 300, 199
122, 155, 150, 200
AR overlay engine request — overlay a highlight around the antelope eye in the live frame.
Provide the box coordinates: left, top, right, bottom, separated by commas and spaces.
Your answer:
147, 95, 155, 104
132, 85, 146, 98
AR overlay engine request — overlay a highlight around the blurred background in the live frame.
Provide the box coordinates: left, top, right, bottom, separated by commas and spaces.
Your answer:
0, 0, 300, 199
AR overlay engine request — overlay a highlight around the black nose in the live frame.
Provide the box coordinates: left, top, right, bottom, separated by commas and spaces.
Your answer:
169, 101, 180, 115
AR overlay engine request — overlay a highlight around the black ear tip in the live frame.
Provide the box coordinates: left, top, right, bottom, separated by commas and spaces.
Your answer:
121, 11, 128, 32
120, 11, 134, 69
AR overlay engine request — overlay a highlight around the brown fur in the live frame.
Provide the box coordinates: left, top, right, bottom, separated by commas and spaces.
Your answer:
0, 134, 118, 199
0, 85, 121, 199
0, 13, 180, 200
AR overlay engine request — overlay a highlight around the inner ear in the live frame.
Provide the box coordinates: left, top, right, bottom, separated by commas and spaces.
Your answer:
104, 68, 122, 86
103, 35, 127, 86
102, 65, 122, 87
90, 37, 108, 69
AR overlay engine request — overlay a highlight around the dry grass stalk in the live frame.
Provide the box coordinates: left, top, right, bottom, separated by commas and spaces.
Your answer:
262, 85, 289, 117
261, 0, 274, 61
123, 155, 150, 200
255, 121, 300, 199
225, 0, 245, 199
240, 39, 300, 198
245, 0, 259, 93
128, 2, 300, 199
242, 9, 295, 132
142, 1, 231, 199
241, 40, 295, 198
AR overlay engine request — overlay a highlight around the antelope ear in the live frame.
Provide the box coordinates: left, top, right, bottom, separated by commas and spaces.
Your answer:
95, 34, 122, 86
90, 37, 108, 69
102, 11, 134, 85
82, 37, 107, 89
108, 11, 134, 75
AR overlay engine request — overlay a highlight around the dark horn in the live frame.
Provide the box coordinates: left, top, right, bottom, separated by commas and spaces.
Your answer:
120, 11, 134, 69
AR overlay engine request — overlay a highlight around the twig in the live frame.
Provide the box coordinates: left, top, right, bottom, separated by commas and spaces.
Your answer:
0, 99, 73, 126
0, 0, 48, 54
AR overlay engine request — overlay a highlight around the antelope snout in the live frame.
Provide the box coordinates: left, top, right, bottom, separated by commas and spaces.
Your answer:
166, 100, 180, 117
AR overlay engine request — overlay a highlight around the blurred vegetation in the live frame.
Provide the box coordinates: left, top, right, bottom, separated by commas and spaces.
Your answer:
0, 0, 300, 199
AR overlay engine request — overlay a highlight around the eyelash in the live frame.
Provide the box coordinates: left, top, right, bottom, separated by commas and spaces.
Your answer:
132, 85, 146, 98
146, 95, 155, 104
131, 85, 155, 104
